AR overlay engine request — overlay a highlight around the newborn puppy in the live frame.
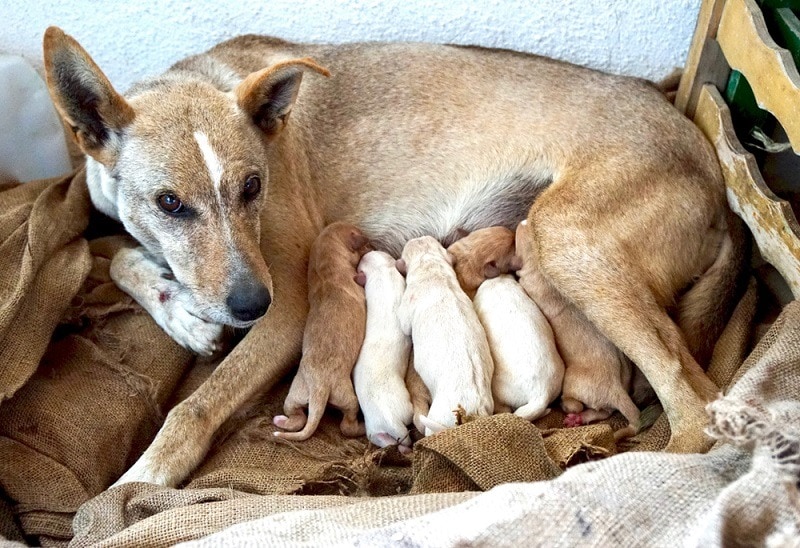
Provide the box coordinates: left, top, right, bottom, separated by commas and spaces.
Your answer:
405, 353, 431, 434
447, 226, 521, 298
396, 236, 494, 435
273, 222, 370, 441
352, 250, 414, 452
473, 274, 564, 420
515, 220, 640, 439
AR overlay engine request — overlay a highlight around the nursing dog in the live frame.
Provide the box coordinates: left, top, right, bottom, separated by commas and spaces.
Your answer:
42, 26, 746, 487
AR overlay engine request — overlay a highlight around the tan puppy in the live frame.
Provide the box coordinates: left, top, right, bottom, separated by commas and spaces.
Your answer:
405, 355, 432, 435
473, 274, 564, 420
516, 220, 640, 439
352, 250, 413, 452
43, 28, 746, 486
272, 222, 369, 441
396, 236, 494, 435
447, 226, 520, 298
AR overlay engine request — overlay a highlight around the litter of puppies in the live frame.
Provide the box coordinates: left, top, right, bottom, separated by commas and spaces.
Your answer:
273, 221, 642, 449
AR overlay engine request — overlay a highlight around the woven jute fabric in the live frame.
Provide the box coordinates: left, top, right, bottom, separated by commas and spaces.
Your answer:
1, 174, 793, 547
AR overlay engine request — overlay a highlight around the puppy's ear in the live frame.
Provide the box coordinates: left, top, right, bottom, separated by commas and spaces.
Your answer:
354, 271, 367, 287
483, 260, 500, 278
508, 254, 523, 272
348, 230, 370, 253
236, 58, 330, 138
43, 27, 134, 165
395, 259, 407, 275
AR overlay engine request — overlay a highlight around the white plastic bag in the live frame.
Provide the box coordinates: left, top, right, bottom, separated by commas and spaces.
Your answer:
0, 55, 72, 183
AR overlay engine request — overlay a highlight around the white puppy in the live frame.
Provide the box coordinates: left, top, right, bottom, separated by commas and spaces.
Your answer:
473, 274, 564, 420
352, 251, 414, 452
396, 236, 494, 435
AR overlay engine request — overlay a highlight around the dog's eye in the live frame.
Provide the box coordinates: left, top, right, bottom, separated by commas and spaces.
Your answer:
157, 193, 184, 214
242, 175, 261, 200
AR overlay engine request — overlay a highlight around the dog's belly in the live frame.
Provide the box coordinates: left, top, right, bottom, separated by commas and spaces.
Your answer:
355, 170, 550, 257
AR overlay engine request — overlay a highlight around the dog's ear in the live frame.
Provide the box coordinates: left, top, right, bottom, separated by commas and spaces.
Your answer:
43, 27, 134, 165
395, 259, 407, 275
508, 254, 523, 272
236, 58, 330, 138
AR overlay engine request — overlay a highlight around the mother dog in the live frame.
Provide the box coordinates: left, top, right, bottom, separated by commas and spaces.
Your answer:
43, 27, 746, 487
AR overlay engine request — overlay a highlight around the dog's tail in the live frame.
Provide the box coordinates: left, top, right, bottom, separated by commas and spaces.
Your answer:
676, 212, 750, 367
273, 388, 330, 442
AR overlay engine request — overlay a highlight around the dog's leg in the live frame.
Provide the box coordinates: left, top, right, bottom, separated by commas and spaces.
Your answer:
111, 247, 223, 356
111, 241, 311, 487
529, 179, 720, 454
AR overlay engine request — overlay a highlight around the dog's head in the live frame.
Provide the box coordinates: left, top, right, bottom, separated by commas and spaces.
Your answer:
447, 226, 520, 295
43, 27, 328, 327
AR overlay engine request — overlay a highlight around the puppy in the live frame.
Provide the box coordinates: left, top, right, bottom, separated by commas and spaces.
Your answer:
405, 353, 431, 435
273, 222, 370, 441
396, 236, 494, 435
352, 250, 414, 452
473, 274, 564, 420
515, 221, 640, 439
447, 226, 520, 298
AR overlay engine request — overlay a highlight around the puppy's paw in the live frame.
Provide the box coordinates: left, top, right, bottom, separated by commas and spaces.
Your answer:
273, 413, 307, 432
564, 413, 583, 427
370, 432, 413, 453
154, 290, 223, 356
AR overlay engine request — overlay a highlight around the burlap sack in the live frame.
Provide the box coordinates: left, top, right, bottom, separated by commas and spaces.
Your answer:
0, 175, 196, 545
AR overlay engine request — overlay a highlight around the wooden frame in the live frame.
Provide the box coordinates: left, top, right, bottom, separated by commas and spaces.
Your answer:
678, 0, 800, 299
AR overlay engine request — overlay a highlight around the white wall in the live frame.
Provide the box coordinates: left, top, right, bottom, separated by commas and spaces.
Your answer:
0, 0, 699, 93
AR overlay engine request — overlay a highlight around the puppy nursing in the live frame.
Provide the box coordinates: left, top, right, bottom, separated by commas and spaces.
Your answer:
352, 251, 414, 451
515, 220, 640, 439
473, 275, 564, 420
396, 236, 494, 435
273, 222, 370, 441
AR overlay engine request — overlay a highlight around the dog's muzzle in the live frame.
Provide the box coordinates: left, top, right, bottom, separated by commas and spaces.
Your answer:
226, 280, 272, 322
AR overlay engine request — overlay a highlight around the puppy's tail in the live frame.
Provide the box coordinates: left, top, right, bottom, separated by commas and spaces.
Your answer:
676, 212, 750, 368
274, 388, 330, 442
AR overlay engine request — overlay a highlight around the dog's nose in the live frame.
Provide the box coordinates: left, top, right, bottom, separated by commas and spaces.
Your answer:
226, 281, 272, 322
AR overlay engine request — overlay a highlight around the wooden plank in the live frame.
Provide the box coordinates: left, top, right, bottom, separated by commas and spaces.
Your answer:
676, 0, 729, 115
717, 0, 800, 152
694, 84, 800, 299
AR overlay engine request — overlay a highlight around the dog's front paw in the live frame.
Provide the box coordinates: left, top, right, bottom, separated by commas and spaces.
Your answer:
154, 291, 223, 356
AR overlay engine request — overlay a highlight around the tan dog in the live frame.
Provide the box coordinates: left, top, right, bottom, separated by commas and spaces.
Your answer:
272, 222, 369, 441
42, 28, 746, 487
516, 220, 640, 438
396, 236, 494, 435
447, 226, 520, 298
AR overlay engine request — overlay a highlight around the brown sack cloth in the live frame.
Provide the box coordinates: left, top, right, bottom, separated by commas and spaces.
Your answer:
0, 173, 794, 547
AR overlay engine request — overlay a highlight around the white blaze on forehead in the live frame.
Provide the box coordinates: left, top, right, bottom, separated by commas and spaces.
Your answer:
193, 131, 224, 194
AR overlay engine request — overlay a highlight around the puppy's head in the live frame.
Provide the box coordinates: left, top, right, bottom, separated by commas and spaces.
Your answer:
311, 222, 371, 270
43, 27, 328, 327
400, 236, 452, 269
447, 226, 519, 295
